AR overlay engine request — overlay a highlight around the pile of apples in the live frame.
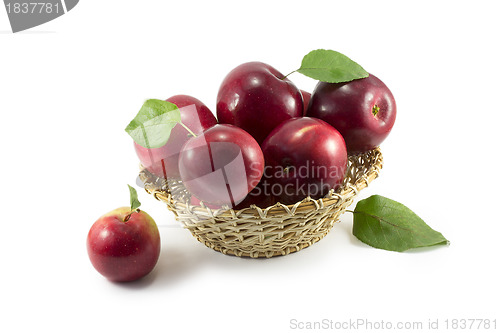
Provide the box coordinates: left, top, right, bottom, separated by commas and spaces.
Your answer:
135, 62, 396, 208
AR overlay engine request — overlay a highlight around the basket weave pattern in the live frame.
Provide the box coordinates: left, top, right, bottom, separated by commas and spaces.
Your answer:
140, 148, 383, 258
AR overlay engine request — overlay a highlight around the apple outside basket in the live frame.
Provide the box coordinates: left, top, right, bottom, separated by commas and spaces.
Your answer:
139, 147, 383, 258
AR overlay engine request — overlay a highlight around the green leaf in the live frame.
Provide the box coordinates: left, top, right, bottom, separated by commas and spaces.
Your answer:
297, 49, 369, 83
352, 195, 449, 252
128, 184, 141, 211
125, 99, 181, 149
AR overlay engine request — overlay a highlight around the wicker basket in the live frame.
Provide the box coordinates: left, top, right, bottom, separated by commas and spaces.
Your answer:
140, 147, 383, 258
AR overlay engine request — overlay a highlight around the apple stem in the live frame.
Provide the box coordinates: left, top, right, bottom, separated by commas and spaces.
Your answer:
179, 122, 197, 138
372, 105, 380, 117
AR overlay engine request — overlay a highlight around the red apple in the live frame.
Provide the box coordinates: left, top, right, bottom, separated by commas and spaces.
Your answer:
216, 62, 303, 145
134, 95, 217, 179
306, 74, 396, 153
179, 124, 265, 206
300, 90, 311, 115
87, 207, 161, 282
261, 117, 347, 204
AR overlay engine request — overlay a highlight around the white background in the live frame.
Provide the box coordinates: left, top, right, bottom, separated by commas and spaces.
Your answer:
1, 1, 499, 332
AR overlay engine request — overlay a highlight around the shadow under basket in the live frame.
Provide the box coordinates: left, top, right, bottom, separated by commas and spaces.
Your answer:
140, 147, 383, 258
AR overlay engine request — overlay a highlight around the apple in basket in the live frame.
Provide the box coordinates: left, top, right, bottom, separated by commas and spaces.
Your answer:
216, 62, 304, 145
179, 124, 265, 207
134, 95, 217, 179
261, 117, 348, 205
189, 178, 278, 210
306, 74, 396, 153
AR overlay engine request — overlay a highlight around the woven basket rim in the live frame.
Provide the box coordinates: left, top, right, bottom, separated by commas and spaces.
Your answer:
142, 147, 383, 219
140, 147, 383, 258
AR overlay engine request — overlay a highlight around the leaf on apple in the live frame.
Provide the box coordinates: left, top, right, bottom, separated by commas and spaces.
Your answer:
352, 195, 449, 252
298, 49, 369, 83
125, 99, 181, 149
128, 184, 141, 211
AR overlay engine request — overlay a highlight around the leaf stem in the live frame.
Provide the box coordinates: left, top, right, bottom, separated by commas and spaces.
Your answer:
124, 208, 140, 222
282, 69, 298, 80
179, 121, 197, 137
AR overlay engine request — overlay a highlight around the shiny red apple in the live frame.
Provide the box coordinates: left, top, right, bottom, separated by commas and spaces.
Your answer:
216, 62, 304, 145
134, 95, 217, 179
261, 117, 347, 204
87, 207, 161, 282
306, 74, 396, 153
179, 124, 265, 206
